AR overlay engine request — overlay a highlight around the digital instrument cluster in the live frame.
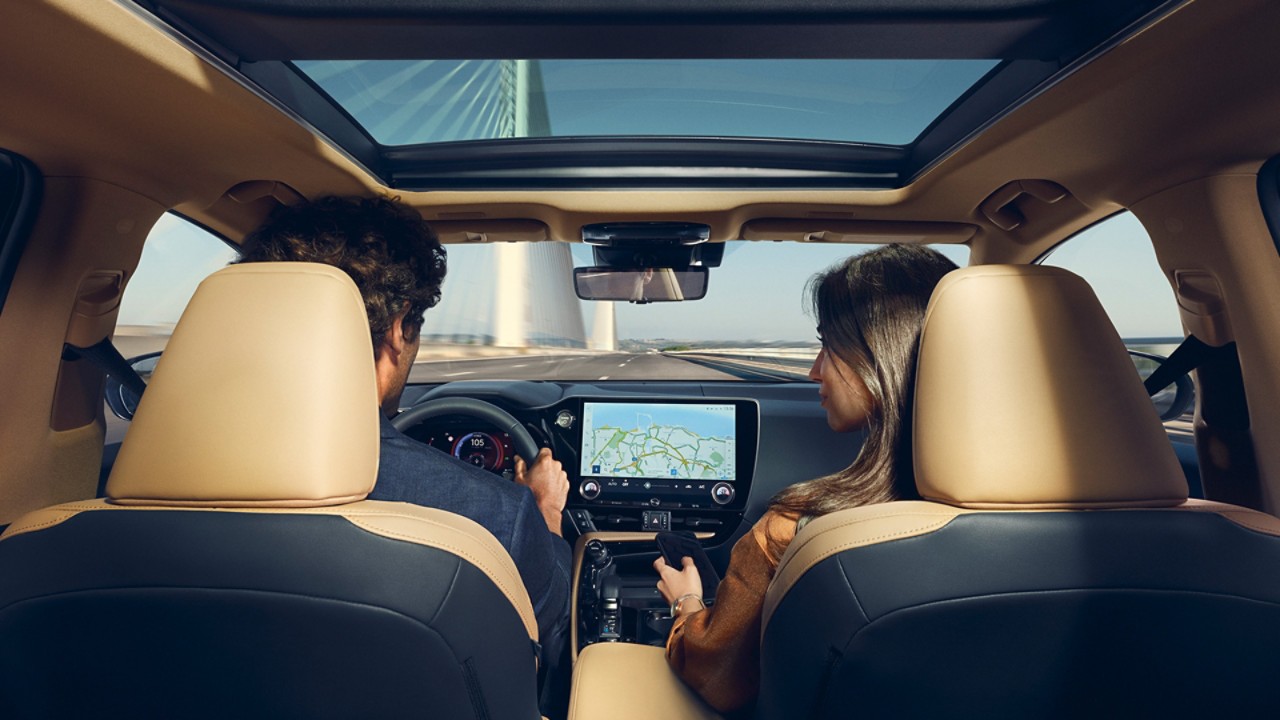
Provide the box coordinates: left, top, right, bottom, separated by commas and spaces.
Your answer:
421, 427, 515, 474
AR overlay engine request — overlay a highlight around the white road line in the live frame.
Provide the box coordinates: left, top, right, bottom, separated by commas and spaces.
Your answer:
599, 375, 610, 380
617, 363, 627, 367
511, 364, 527, 368
442, 371, 476, 377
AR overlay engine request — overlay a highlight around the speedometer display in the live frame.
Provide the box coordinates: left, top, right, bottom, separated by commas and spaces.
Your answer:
416, 425, 516, 474
452, 431, 505, 470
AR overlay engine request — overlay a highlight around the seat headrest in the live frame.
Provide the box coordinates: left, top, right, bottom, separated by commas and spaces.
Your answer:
107, 263, 380, 507
913, 265, 1187, 509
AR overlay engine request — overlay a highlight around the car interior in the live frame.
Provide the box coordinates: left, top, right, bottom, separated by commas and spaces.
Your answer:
4, 0, 1280, 718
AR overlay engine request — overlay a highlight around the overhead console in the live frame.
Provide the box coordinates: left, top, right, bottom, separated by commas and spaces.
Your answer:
555, 397, 758, 542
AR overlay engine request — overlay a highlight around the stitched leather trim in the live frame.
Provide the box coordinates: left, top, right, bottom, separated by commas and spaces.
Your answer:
0, 498, 537, 640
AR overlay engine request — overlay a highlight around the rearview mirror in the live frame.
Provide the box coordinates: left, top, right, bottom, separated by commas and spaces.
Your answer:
573, 267, 708, 304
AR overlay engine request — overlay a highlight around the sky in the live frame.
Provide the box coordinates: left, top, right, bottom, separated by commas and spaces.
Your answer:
1040, 212, 1183, 339
116, 214, 238, 327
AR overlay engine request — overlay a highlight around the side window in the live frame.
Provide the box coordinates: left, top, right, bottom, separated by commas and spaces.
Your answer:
1040, 211, 1198, 490
117, 213, 238, 359
1041, 212, 1182, 347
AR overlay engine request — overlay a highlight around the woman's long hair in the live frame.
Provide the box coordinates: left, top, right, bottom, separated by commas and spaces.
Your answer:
766, 244, 957, 557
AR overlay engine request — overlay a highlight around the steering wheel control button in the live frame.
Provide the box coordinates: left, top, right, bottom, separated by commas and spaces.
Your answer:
642, 510, 671, 531
555, 410, 575, 429
580, 479, 602, 500
711, 482, 735, 505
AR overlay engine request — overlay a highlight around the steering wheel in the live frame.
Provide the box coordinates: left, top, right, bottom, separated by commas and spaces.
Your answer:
391, 397, 541, 466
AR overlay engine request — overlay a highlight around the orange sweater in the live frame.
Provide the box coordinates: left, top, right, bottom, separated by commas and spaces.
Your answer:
664, 510, 799, 713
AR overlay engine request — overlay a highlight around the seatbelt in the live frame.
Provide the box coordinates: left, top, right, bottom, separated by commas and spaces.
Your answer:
62, 337, 147, 398
1143, 334, 1232, 396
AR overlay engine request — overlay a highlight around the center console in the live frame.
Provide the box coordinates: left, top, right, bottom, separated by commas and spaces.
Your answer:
554, 398, 759, 656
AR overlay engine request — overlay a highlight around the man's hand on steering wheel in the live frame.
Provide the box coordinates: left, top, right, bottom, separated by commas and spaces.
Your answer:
514, 448, 569, 537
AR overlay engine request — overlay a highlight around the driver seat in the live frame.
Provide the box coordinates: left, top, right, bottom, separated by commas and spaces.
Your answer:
0, 263, 542, 719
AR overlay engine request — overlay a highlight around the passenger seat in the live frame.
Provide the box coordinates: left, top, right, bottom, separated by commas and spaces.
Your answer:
759, 265, 1280, 718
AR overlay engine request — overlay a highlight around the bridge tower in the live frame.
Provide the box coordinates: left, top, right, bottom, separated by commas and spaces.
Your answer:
312, 58, 602, 349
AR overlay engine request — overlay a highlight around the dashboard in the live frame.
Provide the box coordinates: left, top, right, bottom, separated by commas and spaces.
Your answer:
398, 379, 853, 550
409, 397, 758, 527
400, 394, 761, 540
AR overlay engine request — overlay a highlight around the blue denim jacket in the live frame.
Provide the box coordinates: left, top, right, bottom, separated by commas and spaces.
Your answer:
370, 415, 572, 645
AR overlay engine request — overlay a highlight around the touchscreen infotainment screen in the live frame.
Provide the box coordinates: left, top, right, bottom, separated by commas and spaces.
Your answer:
580, 402, 736, 481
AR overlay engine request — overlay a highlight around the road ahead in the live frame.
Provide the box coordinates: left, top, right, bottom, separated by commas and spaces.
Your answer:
407, 351, 808, 384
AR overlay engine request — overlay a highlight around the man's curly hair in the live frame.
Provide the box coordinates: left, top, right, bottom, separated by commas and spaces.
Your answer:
236, 196, 447, 349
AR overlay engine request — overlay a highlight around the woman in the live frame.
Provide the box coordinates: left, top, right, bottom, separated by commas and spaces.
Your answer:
652, 244, 958, 713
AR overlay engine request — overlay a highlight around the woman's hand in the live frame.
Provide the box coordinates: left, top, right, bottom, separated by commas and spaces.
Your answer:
653, 555, 703, 607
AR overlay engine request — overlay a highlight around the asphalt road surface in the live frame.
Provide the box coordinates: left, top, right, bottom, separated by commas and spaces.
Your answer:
407, 351, 807, 384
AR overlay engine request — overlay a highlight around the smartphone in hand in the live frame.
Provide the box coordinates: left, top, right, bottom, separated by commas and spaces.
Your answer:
655, 531, 720, 601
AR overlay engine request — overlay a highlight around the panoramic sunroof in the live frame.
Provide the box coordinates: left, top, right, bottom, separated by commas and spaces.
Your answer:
146, 0, 1174, 189
294, 59, 999, 148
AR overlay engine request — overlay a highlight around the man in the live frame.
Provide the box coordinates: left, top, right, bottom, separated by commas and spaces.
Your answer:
236, 195, 572, 650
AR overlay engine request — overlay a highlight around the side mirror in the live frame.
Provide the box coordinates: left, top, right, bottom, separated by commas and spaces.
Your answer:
1129, 350, 1194, 422
573, 266, 708, 304
105, 351, 161, 420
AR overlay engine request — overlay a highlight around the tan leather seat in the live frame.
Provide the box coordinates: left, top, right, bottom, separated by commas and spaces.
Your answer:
759, 265, 1280, 718
0, 263, 542, 719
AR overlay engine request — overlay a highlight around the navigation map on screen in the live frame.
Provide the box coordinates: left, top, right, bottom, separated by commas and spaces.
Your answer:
580, 402, 736, 481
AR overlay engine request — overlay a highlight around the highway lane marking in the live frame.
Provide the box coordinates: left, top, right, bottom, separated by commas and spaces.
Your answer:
599, 375, 610, 380
617, 363, 627, 367
511, 364, 527, 368
442, 371, 476, 377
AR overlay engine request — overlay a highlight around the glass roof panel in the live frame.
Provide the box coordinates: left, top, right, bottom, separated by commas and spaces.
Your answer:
294, 59, 999, 147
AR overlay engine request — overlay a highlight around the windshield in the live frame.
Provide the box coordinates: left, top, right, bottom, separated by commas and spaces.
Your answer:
406, 240, 970, 383
118, 218, 970, 384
